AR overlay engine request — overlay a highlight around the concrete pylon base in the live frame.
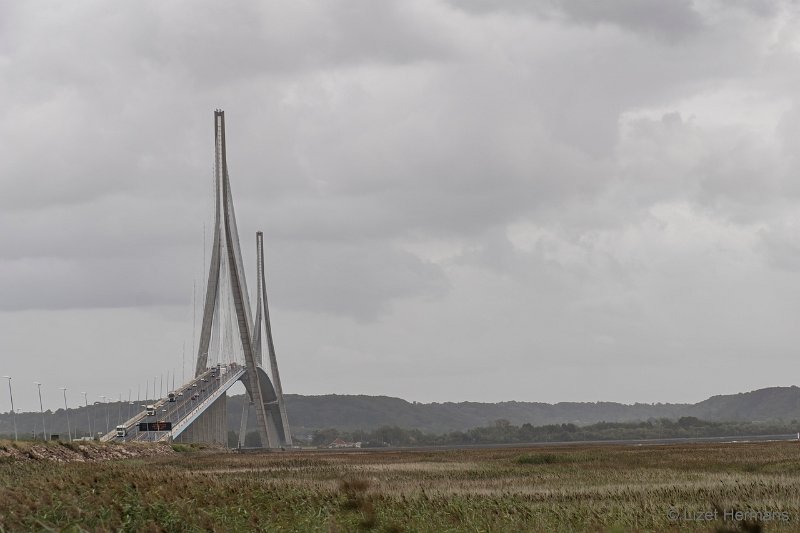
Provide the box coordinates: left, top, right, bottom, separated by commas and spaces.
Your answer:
173, 393, 228, 446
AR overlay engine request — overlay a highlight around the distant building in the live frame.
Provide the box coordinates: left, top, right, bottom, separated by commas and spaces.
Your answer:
328, 438, 361, 448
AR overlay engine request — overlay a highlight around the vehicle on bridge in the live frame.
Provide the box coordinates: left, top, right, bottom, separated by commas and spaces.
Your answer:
168, 392, 176, 402
115, 425, 127, 438
146, 404, 156, 416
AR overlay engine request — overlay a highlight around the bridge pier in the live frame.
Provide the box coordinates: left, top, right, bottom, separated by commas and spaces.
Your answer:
173, 393, 228, 446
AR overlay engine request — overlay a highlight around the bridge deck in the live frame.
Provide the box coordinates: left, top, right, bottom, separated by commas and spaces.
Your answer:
102, 363, 245, 443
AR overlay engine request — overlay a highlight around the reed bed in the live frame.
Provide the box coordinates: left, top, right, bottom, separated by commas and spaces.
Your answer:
1, 441, 799, 531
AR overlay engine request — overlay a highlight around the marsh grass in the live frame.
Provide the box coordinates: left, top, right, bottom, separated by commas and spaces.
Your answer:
1, 441, 800, 531
516, 451, 597, 465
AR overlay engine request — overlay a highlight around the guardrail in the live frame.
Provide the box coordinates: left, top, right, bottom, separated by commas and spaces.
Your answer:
163, 366, 246, 441
99, 367, 221, 442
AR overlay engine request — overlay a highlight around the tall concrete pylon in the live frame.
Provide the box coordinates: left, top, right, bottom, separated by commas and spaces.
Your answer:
194, 109, 285, 448
253, 231, 293, 445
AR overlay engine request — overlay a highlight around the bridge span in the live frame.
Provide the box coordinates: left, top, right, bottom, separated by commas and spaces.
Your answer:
101, 364, 245, 444
102, 110, 293, 448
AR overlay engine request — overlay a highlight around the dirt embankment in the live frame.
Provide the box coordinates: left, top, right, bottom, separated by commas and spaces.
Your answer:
0, 440, 175, 463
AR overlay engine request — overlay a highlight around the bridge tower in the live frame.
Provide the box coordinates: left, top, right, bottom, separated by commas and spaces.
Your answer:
253, 231, 293, 446
192, 110, 291, 448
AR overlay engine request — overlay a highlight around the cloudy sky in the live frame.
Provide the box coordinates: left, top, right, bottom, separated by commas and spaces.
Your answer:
2, 0, 800, 411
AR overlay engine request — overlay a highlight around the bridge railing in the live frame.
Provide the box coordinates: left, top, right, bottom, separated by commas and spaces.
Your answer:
100, 366, 221, 442
162, 365, 246, 442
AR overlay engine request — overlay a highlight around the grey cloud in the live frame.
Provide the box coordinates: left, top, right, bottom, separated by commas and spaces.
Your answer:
558, 0, 703, 39
616, 111, 789, 226
1, 2, 452, 84
759, 223, 800, 272
240, 68, 611, 240
448, 0, 703, 40
0, 0, 781, 321
3, 0, 800, 406
149, 2, 452, 80
263, 240, 448, 322
0, 254, 189, 312
723, 0, 785, 17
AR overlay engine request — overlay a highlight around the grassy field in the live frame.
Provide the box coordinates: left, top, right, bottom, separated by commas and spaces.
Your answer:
1, 441, 800, 532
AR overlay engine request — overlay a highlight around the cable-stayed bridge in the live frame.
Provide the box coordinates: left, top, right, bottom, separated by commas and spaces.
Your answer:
101, 110, 292, 448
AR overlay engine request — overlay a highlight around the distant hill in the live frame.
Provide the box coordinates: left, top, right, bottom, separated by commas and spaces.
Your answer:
2, 386, 799, 439
686, 386, 800, 423
272, 395, 688, 434
229, 387, 800, 435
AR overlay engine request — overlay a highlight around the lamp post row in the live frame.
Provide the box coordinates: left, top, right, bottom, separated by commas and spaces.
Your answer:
2, 377, 171, 442
1, 378, 106, 442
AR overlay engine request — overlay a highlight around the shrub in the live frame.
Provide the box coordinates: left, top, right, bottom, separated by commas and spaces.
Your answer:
516, 453, 564, 465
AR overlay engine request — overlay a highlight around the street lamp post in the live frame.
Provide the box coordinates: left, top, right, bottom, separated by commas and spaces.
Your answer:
92, 402, 102, 438
100, 395, 110, 435
60, 387, 71, 441
34, 382, 46, 441
2, 376, 17, 441
82, 392, 91, 438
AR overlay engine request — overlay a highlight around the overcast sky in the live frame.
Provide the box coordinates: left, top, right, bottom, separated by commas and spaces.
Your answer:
2, 0, 800, 412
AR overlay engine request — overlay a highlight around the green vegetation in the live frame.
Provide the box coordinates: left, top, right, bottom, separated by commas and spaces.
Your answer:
4, 385, 800, 438
1, 441, 799, 531
310, 416, 799, 447
515, 452, 586, 465
5, 415, 796, 451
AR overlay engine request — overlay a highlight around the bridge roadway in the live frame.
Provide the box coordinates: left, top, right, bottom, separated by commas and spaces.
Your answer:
102, 363, 245, 443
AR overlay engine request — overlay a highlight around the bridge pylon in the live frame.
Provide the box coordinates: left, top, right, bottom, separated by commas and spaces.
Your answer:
192, 109, 289, 448
253, 231, 293, 446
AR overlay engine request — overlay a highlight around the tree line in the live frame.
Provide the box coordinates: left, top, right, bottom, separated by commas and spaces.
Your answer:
307, 417, 800, 447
